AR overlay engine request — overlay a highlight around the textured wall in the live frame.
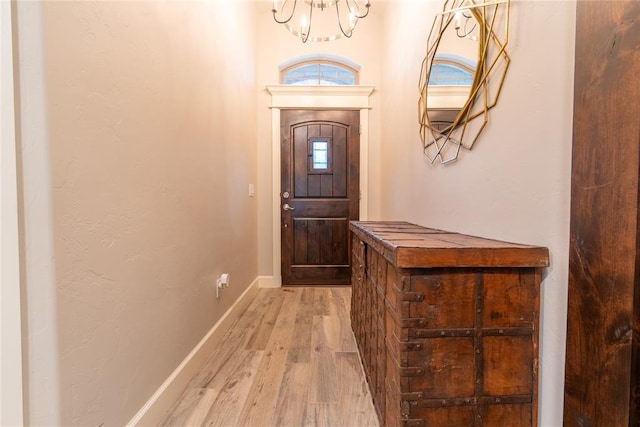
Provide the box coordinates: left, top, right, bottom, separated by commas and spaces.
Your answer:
17, 1, 257, 425
378, 1, 576, 425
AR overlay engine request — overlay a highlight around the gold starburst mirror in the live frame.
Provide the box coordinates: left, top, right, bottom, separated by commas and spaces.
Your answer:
418, 0, 510, 164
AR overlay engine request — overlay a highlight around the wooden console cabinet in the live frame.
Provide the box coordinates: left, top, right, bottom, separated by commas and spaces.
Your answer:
349, 221, 549, 427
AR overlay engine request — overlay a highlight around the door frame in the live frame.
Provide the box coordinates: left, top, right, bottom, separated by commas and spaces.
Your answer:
1, 0, 25, 423
265, 85, 375, 288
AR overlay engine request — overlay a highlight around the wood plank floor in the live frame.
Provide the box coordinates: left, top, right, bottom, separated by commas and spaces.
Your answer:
159, 287, 379, 427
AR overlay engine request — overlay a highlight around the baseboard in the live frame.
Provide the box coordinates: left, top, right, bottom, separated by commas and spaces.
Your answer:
126, 277, 260, 426
258, 275, 281, 288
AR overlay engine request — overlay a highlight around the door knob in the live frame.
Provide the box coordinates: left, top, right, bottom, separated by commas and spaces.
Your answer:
283, 203, 296, 211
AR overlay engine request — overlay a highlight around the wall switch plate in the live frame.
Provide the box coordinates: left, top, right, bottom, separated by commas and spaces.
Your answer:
248, 184, 255, 197
216, 273, 229, 298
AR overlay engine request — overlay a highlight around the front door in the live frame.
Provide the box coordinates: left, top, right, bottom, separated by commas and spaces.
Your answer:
280, 110, 360, 285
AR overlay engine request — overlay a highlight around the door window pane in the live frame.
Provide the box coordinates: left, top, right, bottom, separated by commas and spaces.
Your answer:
312, 141, 329, 169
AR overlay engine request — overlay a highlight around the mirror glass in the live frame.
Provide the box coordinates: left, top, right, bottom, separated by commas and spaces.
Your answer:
425, 8, 480, 132
418, 0, 510, 164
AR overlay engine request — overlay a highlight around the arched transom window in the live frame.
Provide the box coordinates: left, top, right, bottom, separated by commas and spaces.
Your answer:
428, 54, 476, 86
280, 54, 360, 85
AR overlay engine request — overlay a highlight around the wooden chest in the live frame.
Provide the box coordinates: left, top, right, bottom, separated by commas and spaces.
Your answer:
349, 221, 549, 427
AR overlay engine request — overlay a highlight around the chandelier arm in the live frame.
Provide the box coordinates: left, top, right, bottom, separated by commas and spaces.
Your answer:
300, 0, 313, 43
453, 4, 477, 38
272, 0, 297, 24
335, 1, 354, 38
456, 13, 476, 38
344, 0, 371, 19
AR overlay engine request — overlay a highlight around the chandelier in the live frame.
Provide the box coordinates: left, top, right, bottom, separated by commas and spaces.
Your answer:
272, 0, 371, 43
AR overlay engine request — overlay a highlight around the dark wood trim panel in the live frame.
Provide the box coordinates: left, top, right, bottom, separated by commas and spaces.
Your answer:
564, 2, 640, 425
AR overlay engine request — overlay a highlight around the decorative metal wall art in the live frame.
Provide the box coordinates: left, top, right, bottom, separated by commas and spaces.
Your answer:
418, 0, 510, 164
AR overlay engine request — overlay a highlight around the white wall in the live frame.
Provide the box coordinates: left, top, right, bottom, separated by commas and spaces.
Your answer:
15, 1, 257, 425
379, 1, 575, 425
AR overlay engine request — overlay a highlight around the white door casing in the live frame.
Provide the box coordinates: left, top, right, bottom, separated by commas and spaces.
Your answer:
264, 85, 375, 288
1, 0, 25, 424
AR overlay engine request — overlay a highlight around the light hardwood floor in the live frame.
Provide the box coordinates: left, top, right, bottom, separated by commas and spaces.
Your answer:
159, 287, 379, 427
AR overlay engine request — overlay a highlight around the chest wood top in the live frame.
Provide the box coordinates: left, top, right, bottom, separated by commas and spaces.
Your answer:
350, 221, 549, 269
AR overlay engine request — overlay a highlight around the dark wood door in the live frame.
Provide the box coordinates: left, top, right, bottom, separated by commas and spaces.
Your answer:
280, 110, 360, 285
